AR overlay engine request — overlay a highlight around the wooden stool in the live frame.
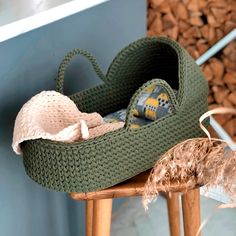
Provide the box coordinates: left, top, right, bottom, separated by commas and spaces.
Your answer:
70, 170, 201, 236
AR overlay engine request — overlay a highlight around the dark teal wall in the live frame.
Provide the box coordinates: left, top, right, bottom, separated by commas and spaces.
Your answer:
0, 0, 146, 235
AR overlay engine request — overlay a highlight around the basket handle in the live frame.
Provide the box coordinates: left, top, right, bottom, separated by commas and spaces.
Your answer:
56, 49, 107, 94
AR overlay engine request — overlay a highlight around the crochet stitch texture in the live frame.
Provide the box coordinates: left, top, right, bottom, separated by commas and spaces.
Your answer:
19, 37, 209, 192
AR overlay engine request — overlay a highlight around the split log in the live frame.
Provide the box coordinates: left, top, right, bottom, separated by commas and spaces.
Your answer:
227, 92, 236, 105
147, 0, 236, 141
212, 86, 229, 104
224, 72, 236, 85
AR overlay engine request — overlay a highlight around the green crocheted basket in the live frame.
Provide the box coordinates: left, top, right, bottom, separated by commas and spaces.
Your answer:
21, 37, 209, 192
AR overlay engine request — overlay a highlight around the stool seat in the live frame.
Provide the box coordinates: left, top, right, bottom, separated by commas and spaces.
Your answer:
69, 169, 201, 236
70, 169, 198, 200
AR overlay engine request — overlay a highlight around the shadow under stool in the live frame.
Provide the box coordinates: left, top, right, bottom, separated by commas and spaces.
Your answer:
70, 170, 201, 236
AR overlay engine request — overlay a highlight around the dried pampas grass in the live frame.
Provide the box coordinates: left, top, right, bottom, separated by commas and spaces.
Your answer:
143, 138, 236, 209
143, 108, 236, 210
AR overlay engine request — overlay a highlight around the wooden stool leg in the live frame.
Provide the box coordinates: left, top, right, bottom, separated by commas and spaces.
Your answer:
182, 188, 201, 236
166, 192, 181, 236
86, 200, 94, 236
92, 198, 113, 236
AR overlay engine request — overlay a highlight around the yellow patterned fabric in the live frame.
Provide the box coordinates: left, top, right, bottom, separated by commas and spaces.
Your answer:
104, 83, 175, 128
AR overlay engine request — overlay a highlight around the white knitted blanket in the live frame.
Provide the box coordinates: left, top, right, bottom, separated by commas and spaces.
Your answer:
12, 91, 124, 154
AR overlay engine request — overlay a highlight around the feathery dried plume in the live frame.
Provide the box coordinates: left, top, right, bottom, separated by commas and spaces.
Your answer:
143, 138, 236, 209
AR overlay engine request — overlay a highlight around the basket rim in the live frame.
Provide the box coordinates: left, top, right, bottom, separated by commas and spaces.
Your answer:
68, 37, 187, 106
106, 36, 186, 103
22, 37, 201, 149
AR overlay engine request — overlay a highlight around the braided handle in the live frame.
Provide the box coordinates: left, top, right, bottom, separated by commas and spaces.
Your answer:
56, 49, 107, 94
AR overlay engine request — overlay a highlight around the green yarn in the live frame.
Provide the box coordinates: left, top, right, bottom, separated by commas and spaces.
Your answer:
22, 37, 209, 192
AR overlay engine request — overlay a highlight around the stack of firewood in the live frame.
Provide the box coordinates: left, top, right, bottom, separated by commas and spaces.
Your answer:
148, 0, 236, 141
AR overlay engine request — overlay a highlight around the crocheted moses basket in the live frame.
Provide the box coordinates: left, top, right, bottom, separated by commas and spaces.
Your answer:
21, 37, 209, 192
